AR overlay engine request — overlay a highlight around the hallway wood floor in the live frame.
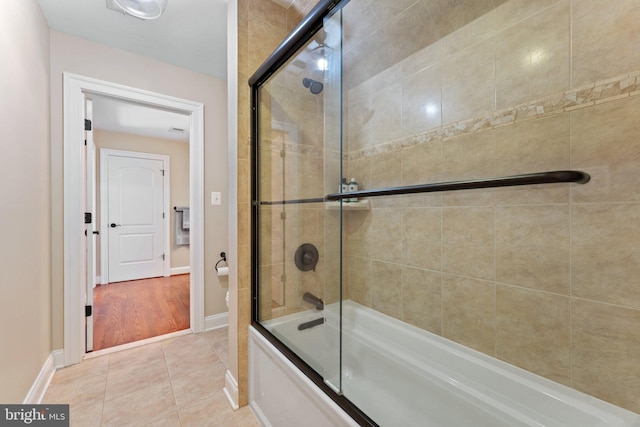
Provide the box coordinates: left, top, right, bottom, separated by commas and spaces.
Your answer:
93, 274, 190, 351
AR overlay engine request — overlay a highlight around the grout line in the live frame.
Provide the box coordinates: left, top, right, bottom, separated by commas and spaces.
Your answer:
439, 204, 444, 337
569, 0, 573, 90
98, 354, 110, 427
493, 189, 498, 358
568, 90, 574, 389
160, 343, 184, 427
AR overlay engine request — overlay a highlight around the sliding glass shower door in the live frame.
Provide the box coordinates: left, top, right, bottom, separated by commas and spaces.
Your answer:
253, 13, 343, 393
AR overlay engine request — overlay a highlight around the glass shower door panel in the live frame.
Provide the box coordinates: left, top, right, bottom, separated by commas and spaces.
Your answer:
321, 7, 344, 393
256, 34, 340, 388
256, 75, 285, 324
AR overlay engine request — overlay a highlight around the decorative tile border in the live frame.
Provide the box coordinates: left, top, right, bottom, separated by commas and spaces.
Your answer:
258, 138, 348, 163
349, 70, 640, 161
258, 138, 327, 158
259, 70, 640, 162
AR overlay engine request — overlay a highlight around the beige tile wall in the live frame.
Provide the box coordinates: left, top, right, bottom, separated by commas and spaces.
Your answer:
236, 0, 321, 406
237, 0, 286, 407
342, 0, 640, 414
242, 0, 640, 417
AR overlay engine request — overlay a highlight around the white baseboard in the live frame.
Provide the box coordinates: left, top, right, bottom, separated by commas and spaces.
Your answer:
96, 267, 188, 284
24, 350, 64, 404
224, 370, 239, 410
53, 350, 64, 369
171, 266, 190, 275
205, 312, 228, 331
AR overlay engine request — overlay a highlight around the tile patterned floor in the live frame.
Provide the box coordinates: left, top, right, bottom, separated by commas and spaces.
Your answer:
43, 328, 260, 427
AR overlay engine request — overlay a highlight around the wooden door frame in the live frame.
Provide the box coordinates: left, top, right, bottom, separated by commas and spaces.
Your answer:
99, 148, 171, 284
63, 73, 205, 366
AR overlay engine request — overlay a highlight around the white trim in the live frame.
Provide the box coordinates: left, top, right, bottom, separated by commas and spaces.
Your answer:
53, 350, 65, 369
23, 350, 63, 404
250, 402, 272, 427
63, 73, 205, 367
85, 99, 97, 349
205, 312, 229, 331
99, 148, 171, 283
189, 96, 206, 337
227, 0, 240, 395
99, 268, 189, 283
170, 266, 190, 276
83, 329, 191, 359
224, 370, 240, 410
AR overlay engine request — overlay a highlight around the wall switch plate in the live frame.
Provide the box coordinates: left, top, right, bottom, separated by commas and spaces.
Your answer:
211, 191, 222, 205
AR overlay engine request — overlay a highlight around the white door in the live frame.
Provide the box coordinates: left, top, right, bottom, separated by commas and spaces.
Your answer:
105, 151, 167, 283
84, 98, 96, 352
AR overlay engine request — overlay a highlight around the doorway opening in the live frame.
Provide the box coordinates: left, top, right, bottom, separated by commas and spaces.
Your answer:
63, 73, 205, 366
91, 142, 186, 351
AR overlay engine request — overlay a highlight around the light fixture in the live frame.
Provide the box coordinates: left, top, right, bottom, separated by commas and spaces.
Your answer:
112, 0, 168, 20
316, 57, 329, 72
311, 44, 329, 71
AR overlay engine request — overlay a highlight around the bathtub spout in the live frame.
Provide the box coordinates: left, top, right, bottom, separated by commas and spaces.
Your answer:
297, 317, 325, 331
303, 292, 324, 310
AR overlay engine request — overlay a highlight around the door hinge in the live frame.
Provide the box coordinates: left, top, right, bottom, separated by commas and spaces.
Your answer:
162, 212, 165, 219
161, 253, 166, 261
85, 212, 92, 224
84, 119, 92, 131
85, 305, 92, 317
161, 169, 165, 176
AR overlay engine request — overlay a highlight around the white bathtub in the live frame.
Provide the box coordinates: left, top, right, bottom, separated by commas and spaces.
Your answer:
250, 300, 640, 427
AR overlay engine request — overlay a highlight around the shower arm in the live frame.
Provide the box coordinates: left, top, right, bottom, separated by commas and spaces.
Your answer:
324, 170, 590, 201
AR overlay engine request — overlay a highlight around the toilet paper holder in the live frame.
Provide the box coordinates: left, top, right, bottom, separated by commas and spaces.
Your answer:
215, 251, 227, 272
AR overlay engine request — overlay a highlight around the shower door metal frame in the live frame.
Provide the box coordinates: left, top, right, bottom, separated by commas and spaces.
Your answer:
248, 1, 594, 425
248, 0, 376, 426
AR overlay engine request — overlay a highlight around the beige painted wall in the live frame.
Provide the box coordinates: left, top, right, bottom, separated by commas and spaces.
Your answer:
0, 0, 52, 402
94, 130, 190, 273
50, 31, 229, 350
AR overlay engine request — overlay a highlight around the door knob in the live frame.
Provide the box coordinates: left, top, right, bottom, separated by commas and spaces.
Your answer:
110, 223, 121, 228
